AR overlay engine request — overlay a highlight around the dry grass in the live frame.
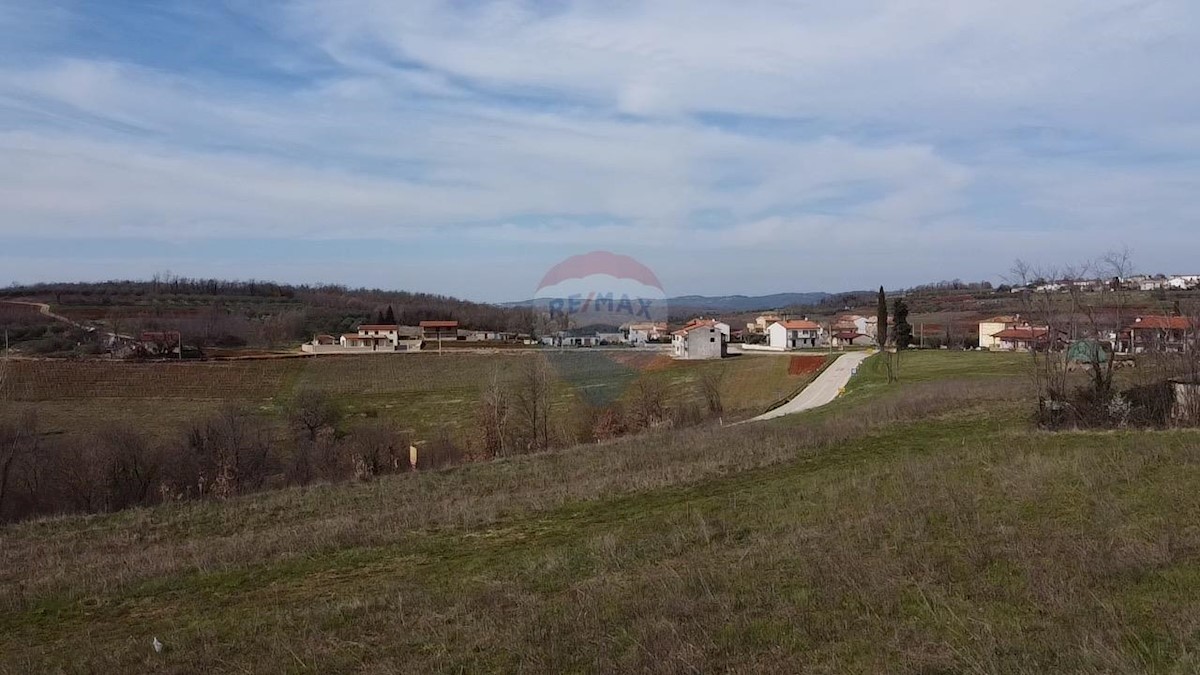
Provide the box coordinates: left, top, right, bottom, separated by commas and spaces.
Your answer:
0, 379, 994, 613
0, 352, 814, 441
6, 351, 1199, 672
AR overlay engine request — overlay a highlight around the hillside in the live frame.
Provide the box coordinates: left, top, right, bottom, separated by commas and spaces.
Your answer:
504, 292, 834, 314
1, 278, 538, 354
5, 352, 1200, 672
667, 292, 834, 313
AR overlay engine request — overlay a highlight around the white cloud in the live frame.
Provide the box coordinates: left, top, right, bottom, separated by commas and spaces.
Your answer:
1, 1, 1199, 297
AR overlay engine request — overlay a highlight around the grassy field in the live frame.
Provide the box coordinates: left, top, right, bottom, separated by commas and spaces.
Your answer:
0, 351, 819, 441
5, 349, 1200, 672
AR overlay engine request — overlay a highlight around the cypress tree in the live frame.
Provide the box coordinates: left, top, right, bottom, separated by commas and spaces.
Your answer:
893, 298, 913, 350
876, 286, 888, 347
384, 305, 396, 324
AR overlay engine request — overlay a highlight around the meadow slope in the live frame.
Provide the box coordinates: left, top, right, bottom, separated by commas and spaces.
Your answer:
0, 351, 817, 443
3, 352, 1200, 673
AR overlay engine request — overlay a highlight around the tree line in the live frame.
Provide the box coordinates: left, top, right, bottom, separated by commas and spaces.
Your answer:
3, 277, 541, 351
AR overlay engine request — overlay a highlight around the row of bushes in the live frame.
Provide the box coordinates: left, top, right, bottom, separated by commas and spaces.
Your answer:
0, 403, 462, 523
1038, 381, 1184, 430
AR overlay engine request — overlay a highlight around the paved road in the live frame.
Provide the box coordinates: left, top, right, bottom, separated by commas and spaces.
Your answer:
744, 350, 873, 423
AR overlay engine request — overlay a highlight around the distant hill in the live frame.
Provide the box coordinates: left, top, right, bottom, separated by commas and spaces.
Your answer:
666, 292, 831, 312
503, 292, 831, 313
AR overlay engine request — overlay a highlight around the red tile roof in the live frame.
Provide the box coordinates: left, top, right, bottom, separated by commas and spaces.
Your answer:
358, 324, 399, 331
139, 331, 180, 342
779, 320, 820, 330
419, 320, 459, 328
673, 320, 721, 336
833, 331, 866, 340
1129, 316, 1192, 330
992, 326, 1050, 340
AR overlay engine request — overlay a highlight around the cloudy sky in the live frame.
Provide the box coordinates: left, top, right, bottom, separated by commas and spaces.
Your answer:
1, 1, 1198, 301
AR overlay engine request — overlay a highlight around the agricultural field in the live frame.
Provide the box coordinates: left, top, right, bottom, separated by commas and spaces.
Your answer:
6, 350, 1200, 672
0, 351, 823, 442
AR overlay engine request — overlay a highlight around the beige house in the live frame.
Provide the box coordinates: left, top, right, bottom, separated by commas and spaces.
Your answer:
627, 322, 667, 345
303, 324, 422, 353
978, 315, 1020, 350
747, 314, 782, 334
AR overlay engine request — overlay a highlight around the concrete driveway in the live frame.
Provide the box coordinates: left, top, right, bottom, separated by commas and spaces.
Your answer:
745, 350, 873, 422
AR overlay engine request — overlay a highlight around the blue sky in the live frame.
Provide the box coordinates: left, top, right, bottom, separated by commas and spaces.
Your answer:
2, 1, 1199, 301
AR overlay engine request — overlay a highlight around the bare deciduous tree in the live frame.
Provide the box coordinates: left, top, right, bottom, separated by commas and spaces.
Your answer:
628, 379, 669, 430
699, 369, 725, 417
346, 419, 409, 480
287, 389, 344, 443
477, 370, 511, 458
0, 412, 38, 519
179, 406, 274, 498
512, 356, 553, 452
1011, 248, 1150, 427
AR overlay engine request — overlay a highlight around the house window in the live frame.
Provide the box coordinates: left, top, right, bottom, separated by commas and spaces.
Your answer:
710, 337, 715, 342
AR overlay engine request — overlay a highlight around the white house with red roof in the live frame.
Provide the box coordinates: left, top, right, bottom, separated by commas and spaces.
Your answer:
302, 324, 423, 353
767, 320, 824, 350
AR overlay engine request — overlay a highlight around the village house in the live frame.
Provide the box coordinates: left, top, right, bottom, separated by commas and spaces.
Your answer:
830, 330, 873, 347
139, 330, 182, 356
746, 314, 782, 335
541, 333, 600, 347
626, 321, 667, 345
419, 320, 458, 342
833, 314, 869, 335
990, 325, 1058, 352
335, 324, 423, 351
767, 319, 823, 350
563, 335, 600, 347
1121, 316, 1194, 353
671, 320, 727, 360
865, 315, 893, 342
978, 315, 1020, 350
684, 318, 731, 340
